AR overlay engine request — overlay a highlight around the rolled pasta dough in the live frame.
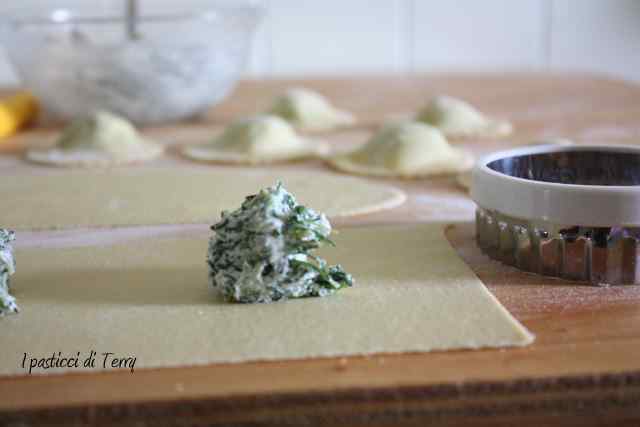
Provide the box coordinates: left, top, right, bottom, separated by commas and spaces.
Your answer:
0, 224, 533, 375
0, 169, 406, 230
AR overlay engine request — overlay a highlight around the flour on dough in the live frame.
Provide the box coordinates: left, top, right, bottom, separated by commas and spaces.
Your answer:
416, 96, 512, 138
0, 169, 406, 230
26, 111, 163, 167
329, 121, 474, 178
268, 88, 356, 132
0, 224, 533, 375
182, 115, 328, 164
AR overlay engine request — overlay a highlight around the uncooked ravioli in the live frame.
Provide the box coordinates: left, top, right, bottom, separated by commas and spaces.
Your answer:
268, 88, 356, 132
0, 224, 533, 375
416, 96, 512, 138
182, 115, 328, 164
0, 169, 406, 230
25, 111, 163, 167
329, 121, 473, 178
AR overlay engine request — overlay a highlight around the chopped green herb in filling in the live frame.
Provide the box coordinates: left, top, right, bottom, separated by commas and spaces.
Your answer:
0, 229, 17, 316
207, 183, 353, 303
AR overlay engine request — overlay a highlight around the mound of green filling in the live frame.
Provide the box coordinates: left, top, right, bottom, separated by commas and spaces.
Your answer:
207, 183, 353, 303
0, 229, 17, 316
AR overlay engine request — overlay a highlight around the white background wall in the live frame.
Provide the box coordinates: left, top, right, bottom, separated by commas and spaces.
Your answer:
1, 0, 639, 84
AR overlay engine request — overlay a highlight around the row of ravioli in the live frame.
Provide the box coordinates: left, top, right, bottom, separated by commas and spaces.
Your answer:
24, 88, 514, 179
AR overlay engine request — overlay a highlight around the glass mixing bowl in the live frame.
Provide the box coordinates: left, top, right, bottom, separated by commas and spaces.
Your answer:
0, 3, 264, 124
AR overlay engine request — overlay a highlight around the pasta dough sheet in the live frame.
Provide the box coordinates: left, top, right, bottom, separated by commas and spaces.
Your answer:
0, 169, 405, 230
0, 224, 533, 376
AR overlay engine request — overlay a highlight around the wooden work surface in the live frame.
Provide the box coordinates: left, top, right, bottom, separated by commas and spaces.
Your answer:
2, 73, 640, 426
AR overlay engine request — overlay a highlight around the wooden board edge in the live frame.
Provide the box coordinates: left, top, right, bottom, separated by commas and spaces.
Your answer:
3, 370, 640, 426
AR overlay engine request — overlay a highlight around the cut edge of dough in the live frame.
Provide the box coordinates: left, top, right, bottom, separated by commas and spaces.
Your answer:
181, 140, 331, 165
467, 272, 536, 346
437, 225, 535, 346
327, 149, 475, 179
25, 140, 164, 167
331, 184, 407, 217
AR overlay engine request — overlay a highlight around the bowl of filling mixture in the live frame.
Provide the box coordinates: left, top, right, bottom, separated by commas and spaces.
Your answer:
0, 1, 264, 124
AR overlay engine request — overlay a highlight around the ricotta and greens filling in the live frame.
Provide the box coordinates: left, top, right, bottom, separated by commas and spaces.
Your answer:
0, 229, 17, 316
207, 183, 353, 303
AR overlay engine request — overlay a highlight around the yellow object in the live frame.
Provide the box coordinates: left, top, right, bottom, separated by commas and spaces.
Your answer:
0, 92, 38, 140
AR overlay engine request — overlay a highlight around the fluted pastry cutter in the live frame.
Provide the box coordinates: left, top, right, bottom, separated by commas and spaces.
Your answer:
471, 144, 640, 286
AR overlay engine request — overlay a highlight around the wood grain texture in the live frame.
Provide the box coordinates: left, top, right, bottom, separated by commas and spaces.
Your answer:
1, 73, 640, 426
